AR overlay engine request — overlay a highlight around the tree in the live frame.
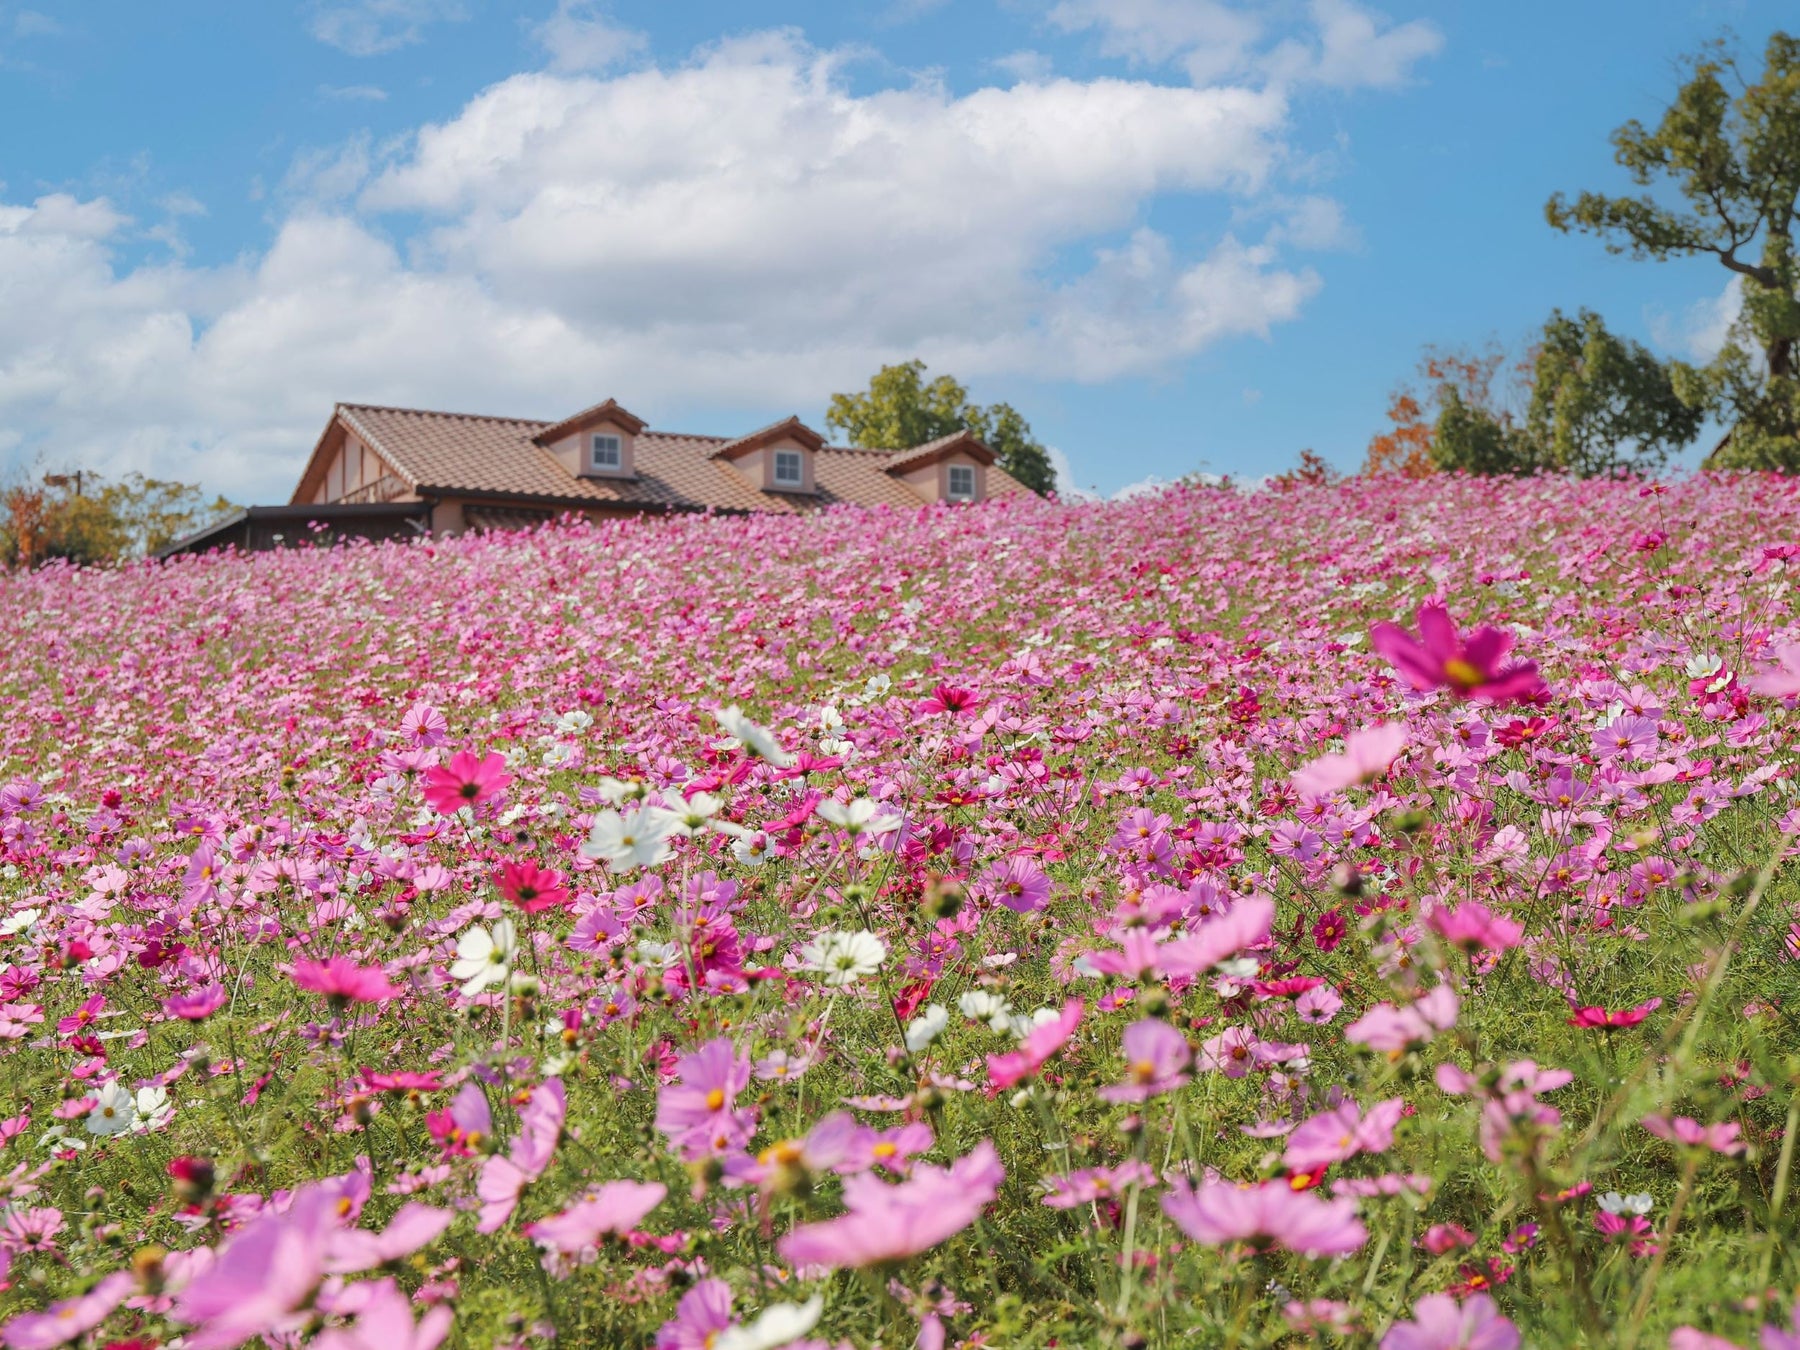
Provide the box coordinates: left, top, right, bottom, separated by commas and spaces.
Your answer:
1363, 344, 1533, 476
826, 360, 1058, 496
1546, 31, 1800, 469
0, 470, 236, 568
1524, 309, 1703, 475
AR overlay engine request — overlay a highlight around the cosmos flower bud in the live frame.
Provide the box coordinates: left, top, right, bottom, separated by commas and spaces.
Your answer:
1330, 863, 1364, 897
166, 1155, 214, 1205
131, 1244, 168, 1292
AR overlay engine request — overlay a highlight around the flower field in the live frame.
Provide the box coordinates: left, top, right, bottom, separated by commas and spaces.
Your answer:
4, 474, 1800, 1348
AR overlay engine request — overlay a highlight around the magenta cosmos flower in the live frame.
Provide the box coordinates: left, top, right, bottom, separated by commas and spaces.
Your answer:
1380, 1293, 1519, 1350
777, 1140, 1004, 1270
291, 957, 400, 1005
1100, 1018, 1192, 1103
495, 859, 571, 915
1566, 997, 1661, 1029
987, 999, 1083, 1091
1160, 1179, 1366, 1258
1371, 604, 1546, 703
420, 749, 512, 815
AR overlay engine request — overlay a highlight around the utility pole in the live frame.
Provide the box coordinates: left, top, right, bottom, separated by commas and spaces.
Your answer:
43, 471, 84, 496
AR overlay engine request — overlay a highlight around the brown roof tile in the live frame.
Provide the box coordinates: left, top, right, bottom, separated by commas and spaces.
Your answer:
883, 430, 996, 473
312, 403, 1033, 515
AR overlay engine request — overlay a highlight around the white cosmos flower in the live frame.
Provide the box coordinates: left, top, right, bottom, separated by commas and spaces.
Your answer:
958, 990, 1014, 1033
714, 706, 796, 767
450, 919, 517, 997
132, 1085, 175, 1132
554, 709, 593, 736
798, 930, 887, 987
730, 831, 772, 867
0, 909, 41, 938
1597, 1191, 1654, 1216
582, 808, 676, 871
815, 797, 901, 837
820, 736, 856, 761
904, 1004, 949, 1053
716, 1296, 825, 1350
594, 776, 648, 805
817, 705, 845, 735
541, 741, 577, 768
86, 1081, 137, 1137
648, 792, 723, 838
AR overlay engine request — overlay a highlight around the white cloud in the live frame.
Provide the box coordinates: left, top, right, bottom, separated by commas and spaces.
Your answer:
319, 83, 390, 101
531, 0, 646, 73
308, 0, 468, 57
0, 29, 1368, 500
990, 49, 1055, 83
1649, 278, 1741, 363
1048, 0, 1441, 90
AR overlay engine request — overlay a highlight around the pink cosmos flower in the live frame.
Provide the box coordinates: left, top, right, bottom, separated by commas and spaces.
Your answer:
1566, 997, 1661, 1029
1283, 1097, 1407, 1173
291, 957, 400, 1005
313, 1278, 454, 1350
980, 856, 1052, 912
1380, 1293, 1519, 1350
1427, 902, 1524, 955
1100, 1018, 1192, 1103
1371, 604, 1546, 703
1292, 723, 1407, 797
324, 1203, 454, 1274
657, 1278, 734, 1350
1747, 644, 1800, 698
399, 702, 450, 747
777, 1140, 1004, 1270
1, 1270, 135, 1350
1669, 1332, 1741, 1350
1153, 894, 1275, 976
425, 1081, 493, 1157
525, 1180, 668, 1255
987, 999, 1082, 1091
1159, 1179, 1366, 1257
475, 1078, 566, 1233
164, 986, 228, 1021
420, 750, 511, 815
1345, 985, 1460, 1053
1040, 1160, 1156, 1209
1641, 1115, 1746, 1157
173, 1184, 337, 1349
655, 1038, 754, 1160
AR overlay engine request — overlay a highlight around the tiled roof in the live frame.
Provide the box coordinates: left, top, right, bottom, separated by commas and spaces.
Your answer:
315, 404, 1031, 515
883, 430, 995, 473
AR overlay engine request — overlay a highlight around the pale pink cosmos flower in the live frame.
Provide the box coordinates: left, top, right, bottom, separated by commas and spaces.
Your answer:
1292, 723, 1407, 797
1641, 1115, 1746, 1157
1345, 985, 1460, 1053
399, 703, 450, 748
980, 856, 1052, 912
1380, 1293, 1519, 1350
1154, 895, 1274, 976
475, 1078, 566, 1233
1746, 644, 1800, 698
313, 1277, 454, 1350
657, 1277, 734, 1350
987, 999, 1082, 1091
655, 1037, 754, 1160
1100, 1018, 1192, 1103
164, 986, 228, 1021
324, 1202, 454, 1274
1160, 1179, 1366, 1258
777, 1140, 1004, 1270
1, 1270, 135, 1350
525, 1180, 668, 1256
172, 1183, 337, 1349
1283, 1097, 1407, 1173
1427, 902, 1524, 954
1040, 1161, 1156, 1209
1668, 1331, 1740, 1350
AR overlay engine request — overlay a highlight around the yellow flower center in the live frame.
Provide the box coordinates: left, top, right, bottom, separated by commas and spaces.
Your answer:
705, 1088, 726, 1111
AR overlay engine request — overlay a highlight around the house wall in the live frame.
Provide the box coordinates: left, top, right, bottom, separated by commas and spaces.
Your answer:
545, 418, 638, 480
729, 437, 815, 494
894, 452, 988, 504
311, 436, 408, 504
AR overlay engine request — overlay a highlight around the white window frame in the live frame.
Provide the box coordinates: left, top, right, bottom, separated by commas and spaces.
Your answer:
773, 449, 805, 488
947, 464, 977, 501
589, 433, 623, 473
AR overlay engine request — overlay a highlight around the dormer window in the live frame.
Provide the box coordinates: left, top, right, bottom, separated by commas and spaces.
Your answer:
947, 464, 976, 501
590, 434, 623, 473
773, 449, 805, 488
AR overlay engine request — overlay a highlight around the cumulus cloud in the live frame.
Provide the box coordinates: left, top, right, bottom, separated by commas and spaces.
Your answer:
308, 0, 468, 57
0, 28, 1370, 499
1649, 278, 1742, 363
530, 0, 646, 73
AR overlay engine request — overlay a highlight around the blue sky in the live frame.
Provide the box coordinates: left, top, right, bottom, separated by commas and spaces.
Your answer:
0, 0, 1785, 500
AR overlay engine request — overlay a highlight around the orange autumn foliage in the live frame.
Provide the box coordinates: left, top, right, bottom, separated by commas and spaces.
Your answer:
1363, 346, 1532, 477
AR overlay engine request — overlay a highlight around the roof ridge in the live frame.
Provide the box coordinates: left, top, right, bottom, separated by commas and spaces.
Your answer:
339, 401, 550, 428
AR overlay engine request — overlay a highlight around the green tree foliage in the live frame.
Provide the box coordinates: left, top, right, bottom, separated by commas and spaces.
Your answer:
1525, 308, 1704, 475
0, 471, 236, 568
1546, 31, 1800, 469
826, 360, 1058, 495
1430, 385, 1539, 476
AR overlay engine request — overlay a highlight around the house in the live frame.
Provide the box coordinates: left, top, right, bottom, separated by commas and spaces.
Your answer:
160, 398, 1027, 556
